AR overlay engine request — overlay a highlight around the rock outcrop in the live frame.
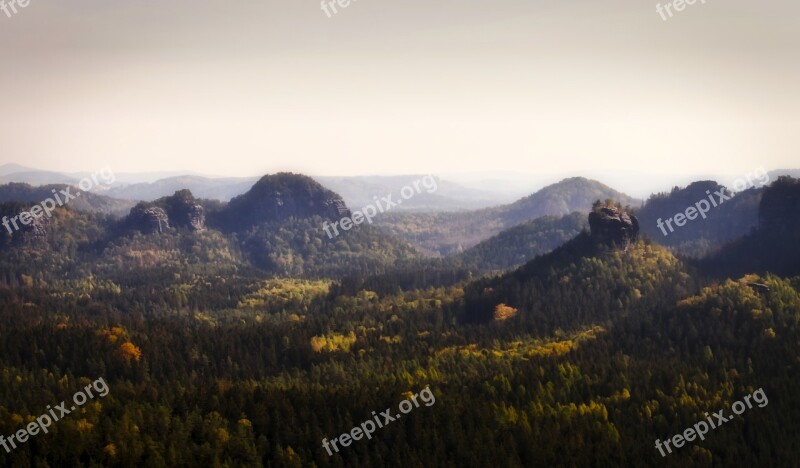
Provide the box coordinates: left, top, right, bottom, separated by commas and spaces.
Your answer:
163, 190, 206, 231
128, 204, 170, 234
124, 190, 207, 234
15, 214, 50, 246
588, 203, 639, 249
185, 203, 206, 231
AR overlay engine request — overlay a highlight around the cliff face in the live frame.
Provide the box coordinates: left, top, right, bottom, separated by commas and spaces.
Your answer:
163, 190, 206, 231
186, 204, 206, 231
125, 190, 206, 234
128, 205, 171, 234
588, 204, 639, 249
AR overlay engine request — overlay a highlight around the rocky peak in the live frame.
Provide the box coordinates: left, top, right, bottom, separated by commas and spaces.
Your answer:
588, 202, 639, 249
163, 190, 206, 231
124, 190, 207, 235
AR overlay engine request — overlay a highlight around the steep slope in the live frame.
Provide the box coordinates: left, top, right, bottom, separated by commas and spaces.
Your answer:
636, 180, 763, 256
699, 176, 800, 278
462, 204, 692, 329
452, 212, 587, 271
238, 217, 420, 278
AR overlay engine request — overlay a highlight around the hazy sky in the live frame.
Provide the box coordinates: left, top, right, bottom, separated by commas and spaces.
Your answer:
0, 0, 797, 179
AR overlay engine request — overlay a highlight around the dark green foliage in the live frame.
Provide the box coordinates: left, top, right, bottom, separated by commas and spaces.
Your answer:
0, 256, 798, 466
333, 213, 586, 296
377, 177, 639, 255
211, 173, 349, 231
0, 177, 798, 466
462, 233, 695, 327
454, 212, 587, 271
636, 181, 762, 256
238, 217, 422, 278
699, 176, 800, 278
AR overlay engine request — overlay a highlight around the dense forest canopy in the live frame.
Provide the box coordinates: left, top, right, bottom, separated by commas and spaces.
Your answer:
0, 175, 797, 466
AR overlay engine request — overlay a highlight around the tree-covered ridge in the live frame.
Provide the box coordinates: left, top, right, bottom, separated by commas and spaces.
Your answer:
0, 189, 425, 282
332, 212, 588, 297
238, 217, 422, 278
463, 232, 693, 328
636, 181, 762, 257
376, 177, 639, 255
453, 212, 587, 271
698, 176, 800, 278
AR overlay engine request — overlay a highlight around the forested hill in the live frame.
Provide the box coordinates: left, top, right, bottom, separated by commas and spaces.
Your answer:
0, 174, 423, 281
461, 202, 691, 328
210, 172, 351, 232
331, 212, 588, 296
698, 176, 800, 278
498, 177, 639, 225
375, 177, 640, 255
462, 178, 800, 328
636, 180, 763, 256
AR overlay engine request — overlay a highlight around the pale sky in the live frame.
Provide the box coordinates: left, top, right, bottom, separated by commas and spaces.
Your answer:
0, 0, 798, 178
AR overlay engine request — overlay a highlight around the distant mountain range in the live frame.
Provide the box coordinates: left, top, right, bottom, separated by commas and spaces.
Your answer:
107, 175, 260, 205
1, 165, 799, 277
2, 163, 798, 216
0, 183, 135, 216
0, 165, 514, 212
0, 168, 797, 287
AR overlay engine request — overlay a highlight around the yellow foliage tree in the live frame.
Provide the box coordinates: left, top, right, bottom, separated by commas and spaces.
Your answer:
493, 303, 518, 321
118, 342, 142, 363
310, 332, 356, 353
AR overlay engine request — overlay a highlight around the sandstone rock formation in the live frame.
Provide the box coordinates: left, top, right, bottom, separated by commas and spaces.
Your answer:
164, 190, 206, 231
588, 203, 639, 249
125, 190, 208, 234
128, 204, 170, 234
